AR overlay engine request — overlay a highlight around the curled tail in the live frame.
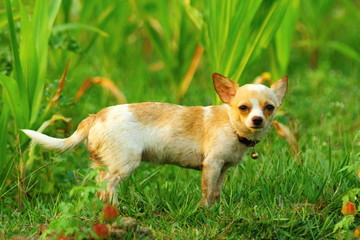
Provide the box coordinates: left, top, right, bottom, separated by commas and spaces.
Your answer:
22, 115, 96, 153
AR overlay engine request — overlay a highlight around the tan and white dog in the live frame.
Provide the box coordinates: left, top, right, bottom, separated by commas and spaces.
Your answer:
22, 73, 287, 206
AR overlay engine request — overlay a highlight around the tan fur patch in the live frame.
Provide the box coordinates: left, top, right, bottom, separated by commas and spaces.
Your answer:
71, 108, 110, 165
176, 106, 204, 139
206, 106, 230, 126
96, 107, 110, 122
130, 103, 231, 147
129, 103, 205, 139
77, 114, 96, 134
88, 133, 107, 166
89, 146, 103, 166
232, 85, 277, 105
77, 107, 110, 135
129, 103, 182, 127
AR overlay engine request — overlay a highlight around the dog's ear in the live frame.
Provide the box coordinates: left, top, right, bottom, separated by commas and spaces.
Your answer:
212, 73, 239, 104
271, 75, 288, 105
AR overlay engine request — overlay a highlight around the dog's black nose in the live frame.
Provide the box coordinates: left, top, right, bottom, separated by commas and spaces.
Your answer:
252, 116, 263, 126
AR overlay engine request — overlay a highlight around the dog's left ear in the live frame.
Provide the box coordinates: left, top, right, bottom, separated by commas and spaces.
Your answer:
271, 75, 288, 105
212, 73, 239, 104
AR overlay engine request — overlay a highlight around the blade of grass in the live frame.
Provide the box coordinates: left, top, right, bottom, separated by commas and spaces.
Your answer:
19, 0, 48, 125
4, 0, 29, 127
204, 0, 289, 82
272, 0, 300, 78
222, 1, 262, 76
233, 0, 289, 81
0, 73, 27, 128
130, 0, 199, 92
327, 41, 360, 65
0, 101, 11, 194
48, 0, 62, 33
1, 0, 62, 204
0, 101, 9, 158
52, 23, 109, 38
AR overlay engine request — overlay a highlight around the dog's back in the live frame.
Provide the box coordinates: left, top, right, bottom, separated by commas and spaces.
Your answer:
87, 103, 238, 171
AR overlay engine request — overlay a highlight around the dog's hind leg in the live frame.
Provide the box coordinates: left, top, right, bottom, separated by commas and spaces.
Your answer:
97, 152, 142, 205
97, 171, 121, 205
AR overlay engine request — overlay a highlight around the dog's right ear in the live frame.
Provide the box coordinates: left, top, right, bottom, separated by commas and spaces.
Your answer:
271, 75, 288, 105
212, 73, 239, 104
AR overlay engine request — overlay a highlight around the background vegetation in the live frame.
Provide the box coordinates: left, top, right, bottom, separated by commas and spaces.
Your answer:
0, 0, 359, 239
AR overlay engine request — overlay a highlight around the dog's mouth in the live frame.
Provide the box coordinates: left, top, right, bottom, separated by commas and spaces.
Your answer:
250, 126, 264, 130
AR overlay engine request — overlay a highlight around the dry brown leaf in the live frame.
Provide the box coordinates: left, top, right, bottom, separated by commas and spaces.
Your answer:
149, 61, 164, 72
272, 121, 300, 158
50, 60, 69, 106
177, 44, 204, 103
74, 77, 127, 104
44, 60, 70, 113
148, 17, 164, 37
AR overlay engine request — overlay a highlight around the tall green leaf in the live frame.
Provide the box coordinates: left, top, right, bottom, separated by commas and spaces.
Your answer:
131, 0, 199, 89
271, 0, 300, 79
0, 0, 62, 200
4, 0, 29, 127
204, 0, 290, 83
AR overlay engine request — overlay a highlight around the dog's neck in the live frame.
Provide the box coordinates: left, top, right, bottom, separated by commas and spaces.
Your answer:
237, 135, 260, 147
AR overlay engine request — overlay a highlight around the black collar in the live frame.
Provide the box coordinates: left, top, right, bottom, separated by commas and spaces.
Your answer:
237, 136, 260, 147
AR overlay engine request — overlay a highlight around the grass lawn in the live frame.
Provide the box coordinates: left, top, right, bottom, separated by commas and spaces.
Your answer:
2, 63, 360, 239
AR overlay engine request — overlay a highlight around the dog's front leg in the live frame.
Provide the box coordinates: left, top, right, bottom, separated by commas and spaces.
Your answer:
213, 163, 233, 203
201, 160, 223, 207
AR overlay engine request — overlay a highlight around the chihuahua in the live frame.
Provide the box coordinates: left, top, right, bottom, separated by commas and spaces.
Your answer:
22, 73, 287, 206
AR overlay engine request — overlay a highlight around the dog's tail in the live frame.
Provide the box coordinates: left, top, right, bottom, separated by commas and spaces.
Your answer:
22, 115, 96, 153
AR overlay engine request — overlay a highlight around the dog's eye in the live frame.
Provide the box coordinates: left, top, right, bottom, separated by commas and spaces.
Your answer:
239, 105, 248, 111
265, 105, 275, 111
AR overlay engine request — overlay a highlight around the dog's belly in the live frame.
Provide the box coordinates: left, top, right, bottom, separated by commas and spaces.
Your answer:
141, 141, 203, 170
87, 104, 207, 170
141, 128, 203, 170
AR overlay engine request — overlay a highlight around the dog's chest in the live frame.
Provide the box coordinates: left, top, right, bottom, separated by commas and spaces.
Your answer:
210, 134, 249, 164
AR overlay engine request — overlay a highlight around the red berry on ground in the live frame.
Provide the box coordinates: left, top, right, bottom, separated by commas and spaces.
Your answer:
102, 205, 119, 223
93, 223, 109, 239
341, 201, 357, 216
355, 227, 360, 239
57, 237, 68, 240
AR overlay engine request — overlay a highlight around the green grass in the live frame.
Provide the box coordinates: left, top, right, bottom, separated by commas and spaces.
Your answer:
1, 67, 359, 239
1, 0, 360, 239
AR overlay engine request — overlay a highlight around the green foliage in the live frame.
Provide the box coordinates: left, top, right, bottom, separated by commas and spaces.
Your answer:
131, 0, 200, 92
41, 168, 103, 239
271, 0, 300, 79
0, 0, 62, 199
203, 0, 290, 82
297, 0, 360, 69
333, 187, 360, 237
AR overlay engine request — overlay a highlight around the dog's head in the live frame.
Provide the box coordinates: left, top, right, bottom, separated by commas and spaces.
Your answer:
213, 73, 288, 139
